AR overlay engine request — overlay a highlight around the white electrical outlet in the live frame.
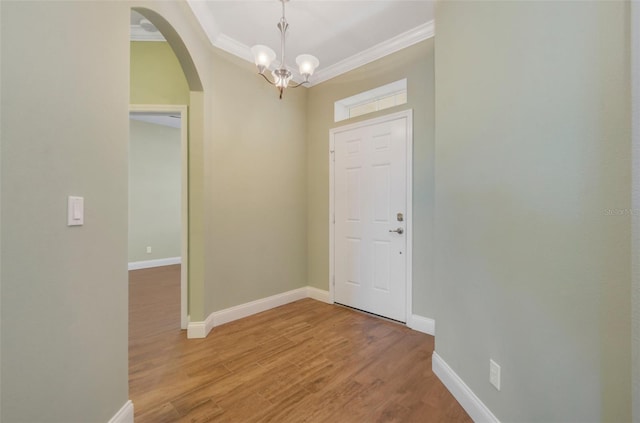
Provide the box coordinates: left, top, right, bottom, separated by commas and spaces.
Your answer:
146, 246, 152, 254
489, 359, 501, 391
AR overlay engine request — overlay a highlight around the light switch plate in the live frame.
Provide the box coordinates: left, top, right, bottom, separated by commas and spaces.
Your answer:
489, 359, 501, 391
68, 196, 84, 226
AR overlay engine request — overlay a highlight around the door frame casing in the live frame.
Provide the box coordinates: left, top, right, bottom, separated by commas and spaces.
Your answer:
129, 104, 189, 330
329, 109, 413, 322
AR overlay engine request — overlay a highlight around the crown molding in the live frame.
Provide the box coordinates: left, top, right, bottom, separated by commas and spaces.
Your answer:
214, 33, 254, 63
308, 20, 434, 86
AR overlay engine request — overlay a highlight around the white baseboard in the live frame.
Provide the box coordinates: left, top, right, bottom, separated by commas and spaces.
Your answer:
187, 319, 211, 339
108, 400, 134, 423
128, 256, 181, 270
407, 314, 435, 335
432, 352, 500, 423
307, 286, 331, 304
187, 287, 309, 339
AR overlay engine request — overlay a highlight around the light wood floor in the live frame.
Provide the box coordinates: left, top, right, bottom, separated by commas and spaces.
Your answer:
129, 265, 471, 423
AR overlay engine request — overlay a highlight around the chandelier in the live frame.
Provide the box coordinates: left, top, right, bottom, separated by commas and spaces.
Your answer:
251, 0, 320, 99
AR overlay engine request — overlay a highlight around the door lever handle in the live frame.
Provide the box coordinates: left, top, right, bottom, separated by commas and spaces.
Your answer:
389, 227, 404, 234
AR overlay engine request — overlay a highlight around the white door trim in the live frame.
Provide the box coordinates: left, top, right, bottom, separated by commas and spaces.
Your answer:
129, 104, 189, 330
329, 109, 413, 322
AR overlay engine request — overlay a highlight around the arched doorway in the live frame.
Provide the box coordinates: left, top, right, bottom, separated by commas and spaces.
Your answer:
129, 6, 205, 330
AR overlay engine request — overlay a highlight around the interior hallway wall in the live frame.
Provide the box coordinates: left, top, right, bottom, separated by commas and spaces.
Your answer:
434, 2, 630, 421
128, 119, 181, 263
1, 1, 130, 421
206, 49, 308, 313
633, 4, 640, 421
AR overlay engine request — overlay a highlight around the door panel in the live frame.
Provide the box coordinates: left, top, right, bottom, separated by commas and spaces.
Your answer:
333, 116, 408, 322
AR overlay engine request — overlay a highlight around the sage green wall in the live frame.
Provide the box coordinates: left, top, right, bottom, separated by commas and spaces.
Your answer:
434, 2, 630, 421
129, 119, 181, 263
130, 41, 190, 105
306, 40, 435, 318
1, 1, 130, 421
1, 1, 4, 417
206, 49, 308, 312
634, 5, 640, 421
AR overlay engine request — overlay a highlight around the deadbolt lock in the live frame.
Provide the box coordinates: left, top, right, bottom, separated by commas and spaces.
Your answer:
397, 212, 404, 222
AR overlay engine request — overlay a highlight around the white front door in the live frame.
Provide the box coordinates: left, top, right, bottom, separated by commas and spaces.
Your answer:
332, 112, 411, 322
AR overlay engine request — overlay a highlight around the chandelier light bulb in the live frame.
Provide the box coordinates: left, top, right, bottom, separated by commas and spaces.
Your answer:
251, 45, 276, 72
258, 54, 269, 65
296, 54, 320, 80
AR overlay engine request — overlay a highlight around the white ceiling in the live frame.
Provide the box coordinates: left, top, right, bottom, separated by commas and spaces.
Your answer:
132, 1, 435, 85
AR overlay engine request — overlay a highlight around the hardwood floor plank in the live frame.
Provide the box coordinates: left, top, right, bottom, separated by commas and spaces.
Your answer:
129, 266, 471, 423
176, 399, 225, 423
135, 401, 182, 423
222, 336, 296, 372
329, 378, 388, 422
